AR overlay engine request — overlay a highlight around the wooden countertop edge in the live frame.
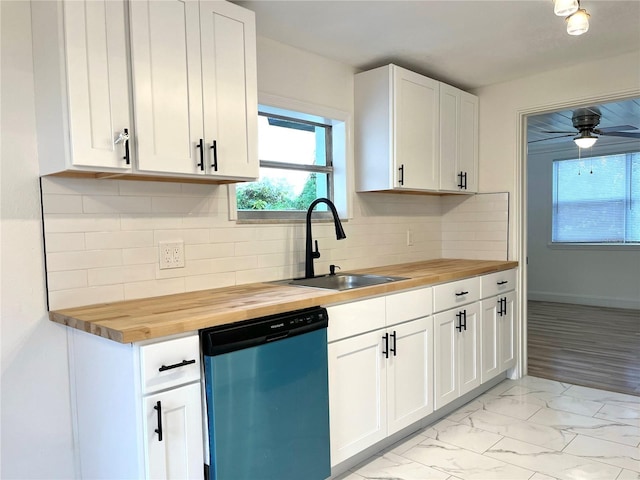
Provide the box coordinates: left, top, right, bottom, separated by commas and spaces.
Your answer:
49, 259, 518, 343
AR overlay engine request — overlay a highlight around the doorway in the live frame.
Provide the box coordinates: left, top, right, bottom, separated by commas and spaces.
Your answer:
522, 98, 640, 395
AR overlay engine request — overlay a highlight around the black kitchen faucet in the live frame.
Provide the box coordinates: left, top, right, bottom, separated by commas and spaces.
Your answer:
305, 198, 346, 278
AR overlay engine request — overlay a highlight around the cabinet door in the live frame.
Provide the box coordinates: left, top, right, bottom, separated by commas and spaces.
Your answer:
433, 310, 458, 410
387, 317, 434, 435
144, 383, 204, 480
328, 331, 386, 466
393, 67, 440, 190
439, 84, 478, 192
64, 0, 132, 170
458, 91, 478, 192
458, 302, 481, 396
499, 291, 517, 371
481, 297, 500, 383
200, 1, 258, 179
130, 0, 205, 175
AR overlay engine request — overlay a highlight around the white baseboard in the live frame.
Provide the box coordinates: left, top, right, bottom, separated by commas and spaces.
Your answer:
528, 291, 640, 310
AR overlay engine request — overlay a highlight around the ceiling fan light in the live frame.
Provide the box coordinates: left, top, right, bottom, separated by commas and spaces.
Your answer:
554, 0, 579, 17
566, 9, 590, 35
574, 131, 598, 148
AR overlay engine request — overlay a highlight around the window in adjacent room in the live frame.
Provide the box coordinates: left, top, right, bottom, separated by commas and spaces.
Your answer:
235, 108, 336, 221
552, 152, 640, 243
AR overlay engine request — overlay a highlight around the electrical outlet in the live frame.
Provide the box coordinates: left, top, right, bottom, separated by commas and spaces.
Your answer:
406, 229, 414, 246
159, 241, 185, 269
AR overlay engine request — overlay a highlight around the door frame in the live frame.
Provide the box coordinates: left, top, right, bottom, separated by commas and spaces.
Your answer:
514, 89, 640, 378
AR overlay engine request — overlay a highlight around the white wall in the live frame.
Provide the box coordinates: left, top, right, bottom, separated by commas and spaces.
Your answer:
1, 1, 76, 478
474, 50, 640, 260
527, 140, 640, 309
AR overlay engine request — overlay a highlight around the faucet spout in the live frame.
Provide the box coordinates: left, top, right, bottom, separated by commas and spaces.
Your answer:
305, 198, 346, 278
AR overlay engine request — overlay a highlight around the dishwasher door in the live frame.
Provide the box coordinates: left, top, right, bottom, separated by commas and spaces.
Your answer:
201, 308, 330, 480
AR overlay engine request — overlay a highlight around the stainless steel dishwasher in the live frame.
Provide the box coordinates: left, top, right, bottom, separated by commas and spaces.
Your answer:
200, 307, 331, 480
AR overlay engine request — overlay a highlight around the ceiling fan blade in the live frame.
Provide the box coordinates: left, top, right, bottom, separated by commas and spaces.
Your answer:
596, 125, 637, 133
528, 134, 574, 144
541, 130, 576, 134
598, 131, 640, 139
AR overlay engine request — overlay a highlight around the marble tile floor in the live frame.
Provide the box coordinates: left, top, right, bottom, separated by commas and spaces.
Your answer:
336, 376, 640, 480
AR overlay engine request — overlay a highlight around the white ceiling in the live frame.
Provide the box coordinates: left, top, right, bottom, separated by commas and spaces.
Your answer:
235, 0, 640, 91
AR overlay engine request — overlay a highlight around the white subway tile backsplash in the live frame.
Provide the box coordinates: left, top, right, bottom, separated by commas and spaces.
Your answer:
87, 264, 156, 286
124, 278, 185, 300
41, 179, 509, 309
151, 196, 212, 214
47, 250, 122, 272
185, 243, 235, 260
45, 232, 85, 253
83, 195, 152, 214
48, 284, 124, 310
42, 194, 84, 214
122, 247, 158, 265
184, 272, 236, 292
47, 270, 88, 290
44, 214, 120, 233
85, 231, 153, 250
118, 180, 182, 197
41, 177, 119, 196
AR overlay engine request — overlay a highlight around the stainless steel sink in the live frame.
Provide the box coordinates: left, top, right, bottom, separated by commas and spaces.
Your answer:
287, 273, 407, 291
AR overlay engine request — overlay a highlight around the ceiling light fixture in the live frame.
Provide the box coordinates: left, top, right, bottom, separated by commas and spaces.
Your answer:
566, 8, 590, 35
574, 130, 598, 148
554, 0, 579, 17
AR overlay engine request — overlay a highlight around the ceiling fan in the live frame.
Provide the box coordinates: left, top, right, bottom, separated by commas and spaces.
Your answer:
530, 107, 640, 148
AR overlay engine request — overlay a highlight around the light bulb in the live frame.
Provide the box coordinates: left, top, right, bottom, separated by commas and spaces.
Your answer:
566, 9, 590, 35
574, 132, 598, 148
554, 0, 579, 16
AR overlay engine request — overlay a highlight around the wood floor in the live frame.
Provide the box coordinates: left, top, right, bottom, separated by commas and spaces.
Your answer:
527, 301, 640, 396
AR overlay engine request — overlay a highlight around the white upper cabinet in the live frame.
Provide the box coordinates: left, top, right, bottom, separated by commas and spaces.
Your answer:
130, 0, 258, 180
33, 0, 257, 182
355, 64, 440, 192
32, 0, 134, 174
356, 64, 478, 194
439, 84, 479, 192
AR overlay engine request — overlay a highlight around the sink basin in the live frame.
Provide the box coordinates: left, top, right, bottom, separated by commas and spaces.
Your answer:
287, 273, 407, 291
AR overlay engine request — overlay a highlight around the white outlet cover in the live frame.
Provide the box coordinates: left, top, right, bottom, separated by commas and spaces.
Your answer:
159, 241, 185, 269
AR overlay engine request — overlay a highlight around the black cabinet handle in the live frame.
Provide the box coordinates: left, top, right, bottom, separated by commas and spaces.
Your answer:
382, 332, 389, 358
457, 171, 467, 190
497, 280, 508, 286
210, 140, 218, 171
398, 164, 404, 186
498, 297, 507, 316
154, 401, 163, 442
390, 331, 397, 356
456, 310, 467, 332
158, 359, 196, 372
196, 139, 204, 171
123, 128, 130, 165
455, 291, 469, 297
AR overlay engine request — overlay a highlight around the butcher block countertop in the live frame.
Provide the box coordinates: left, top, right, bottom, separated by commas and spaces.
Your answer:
49, 259, 518, 343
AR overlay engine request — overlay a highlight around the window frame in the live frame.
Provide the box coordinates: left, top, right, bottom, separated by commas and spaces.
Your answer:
550, 151, 640, 246
231, 96, 349, 223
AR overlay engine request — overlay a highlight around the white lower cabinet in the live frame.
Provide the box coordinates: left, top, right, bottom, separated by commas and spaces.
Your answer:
433, 302, 480, 410
328, 329, 387, 464
144, 383, 204, 480
481, 291, 517, 382
327, 289, 433, 467
70, 331, 204, 480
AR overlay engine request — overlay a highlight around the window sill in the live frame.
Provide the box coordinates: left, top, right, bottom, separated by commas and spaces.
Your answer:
547, 243, 640, 251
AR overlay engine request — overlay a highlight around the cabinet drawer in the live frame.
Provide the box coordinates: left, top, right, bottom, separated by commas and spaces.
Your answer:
140, 335, 200, 394
327, 297, 386, 343
433, 277, 480, 313
481, 269, 517, 298
386, 287, 432, 326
